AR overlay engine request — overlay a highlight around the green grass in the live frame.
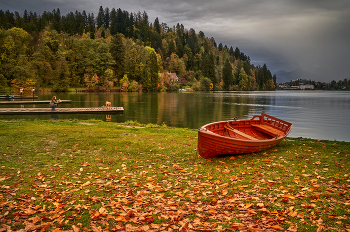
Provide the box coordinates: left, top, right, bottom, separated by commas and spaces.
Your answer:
0, 119, 349, 231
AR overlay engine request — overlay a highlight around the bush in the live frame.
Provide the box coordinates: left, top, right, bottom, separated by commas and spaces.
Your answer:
128, 80, 139, 92
200, 77, 211, 91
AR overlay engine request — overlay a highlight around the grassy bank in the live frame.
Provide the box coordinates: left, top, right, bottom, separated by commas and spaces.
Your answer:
0, 119, 349, 231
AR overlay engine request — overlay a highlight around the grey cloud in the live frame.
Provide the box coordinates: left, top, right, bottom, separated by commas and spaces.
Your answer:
1, 0, 350, 81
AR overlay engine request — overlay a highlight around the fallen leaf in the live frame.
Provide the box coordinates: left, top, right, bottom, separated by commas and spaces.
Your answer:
219, 183, 228, 188
72, 225, 80, 232
81, 181, 91, 187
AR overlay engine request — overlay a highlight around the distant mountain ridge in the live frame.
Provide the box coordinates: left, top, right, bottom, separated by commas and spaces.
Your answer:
275, 68, 328, 83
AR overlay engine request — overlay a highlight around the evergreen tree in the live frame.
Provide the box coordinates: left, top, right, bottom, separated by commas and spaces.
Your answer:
256, 64, 274, 90
233, 61, 242, 85
75, 11, 85, 35
229, 46, 234, 57
154, 17, 161, 34
234, 47, 240, 59
148, 49, 159, 91
110, 8, 117, 35
87, 13, 95, 39
51, 8, 61, 32
187, 28, 197, 52
110, 33, 125, 81
128, 13, 135, 37
104, 7, 110, 28
151, 31, 162, 51
96, 6, 104, 28
2, 10, 15, 29
222, 58, 233, 90
168, 40, 176, 58
176, 38, 184, 58
208, 51, 216, 89
138, 11, 150, 43
238, 67, 248, 90
82, 10, 87, 29
116, 8, 125, 34
23, 10, 29, 23
218, 43, 223, 51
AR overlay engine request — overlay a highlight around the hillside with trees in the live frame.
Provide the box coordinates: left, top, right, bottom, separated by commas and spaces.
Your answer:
0, 7, 277, 93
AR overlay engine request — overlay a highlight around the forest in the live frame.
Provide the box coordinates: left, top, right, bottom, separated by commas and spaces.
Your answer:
0, 7, 277, 93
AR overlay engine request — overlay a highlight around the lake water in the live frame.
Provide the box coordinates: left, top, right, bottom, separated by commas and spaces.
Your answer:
1, 90, 349, 142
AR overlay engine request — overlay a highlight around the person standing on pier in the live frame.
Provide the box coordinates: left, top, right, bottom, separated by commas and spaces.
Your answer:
49, 96, 62, 111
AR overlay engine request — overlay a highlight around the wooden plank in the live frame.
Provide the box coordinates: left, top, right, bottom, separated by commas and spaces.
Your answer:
224, 122, 259, 140
0, 96, 38, 99
0, 100, 72, 105
0, 95, 24, 97
251, 124, 284, 137
0, 107, 124, 115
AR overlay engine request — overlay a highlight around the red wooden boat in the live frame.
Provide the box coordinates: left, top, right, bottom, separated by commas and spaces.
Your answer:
198, 113, 292, 159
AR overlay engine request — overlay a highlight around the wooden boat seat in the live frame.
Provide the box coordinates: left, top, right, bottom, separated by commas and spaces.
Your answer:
224, 123, 259, 140
251, 124, 284, 137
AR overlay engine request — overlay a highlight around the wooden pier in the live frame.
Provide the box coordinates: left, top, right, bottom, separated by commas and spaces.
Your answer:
0, 95, 38, 99
0, 100, 72, 105
0, 107, 124, 115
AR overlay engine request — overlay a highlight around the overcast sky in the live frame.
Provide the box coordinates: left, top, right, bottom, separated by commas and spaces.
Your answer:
1, 0, 350, 82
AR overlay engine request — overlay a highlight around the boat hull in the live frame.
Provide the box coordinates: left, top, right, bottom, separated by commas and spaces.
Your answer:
198, 113, 292, 159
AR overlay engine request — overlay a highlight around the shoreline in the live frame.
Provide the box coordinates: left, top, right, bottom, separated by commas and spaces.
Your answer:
1, 118, 349, 143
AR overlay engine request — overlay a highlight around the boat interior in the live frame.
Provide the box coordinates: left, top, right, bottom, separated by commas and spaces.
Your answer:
204, 113, 292, 141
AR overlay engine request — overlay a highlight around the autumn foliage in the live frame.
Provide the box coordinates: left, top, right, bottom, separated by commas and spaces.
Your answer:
0, 120, 349, 231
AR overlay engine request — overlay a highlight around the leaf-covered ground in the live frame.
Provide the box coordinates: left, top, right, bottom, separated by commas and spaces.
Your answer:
0, 120, 349, 231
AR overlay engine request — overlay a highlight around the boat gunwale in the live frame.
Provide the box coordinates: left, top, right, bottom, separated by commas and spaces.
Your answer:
198, 114, 292, 143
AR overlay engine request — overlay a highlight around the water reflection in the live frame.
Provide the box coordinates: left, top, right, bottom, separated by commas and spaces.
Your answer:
1, 91, 350, 142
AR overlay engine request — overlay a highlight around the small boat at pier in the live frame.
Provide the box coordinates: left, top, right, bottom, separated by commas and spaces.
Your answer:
198, 113, 292, 159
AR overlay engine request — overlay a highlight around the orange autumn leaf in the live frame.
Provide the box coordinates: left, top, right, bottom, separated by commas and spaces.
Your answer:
115, 216, 126, 222
81, 181, 91, 187
99, 207, 107, 214
271, 225, 284, 230
257, 203, 264, 207
72, 225, 80, 232
222, 169, 230, 174
219, 183, 228, 188
245, 203, 253, 209
289, 211, 298, 217
283, 194, 295, 199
